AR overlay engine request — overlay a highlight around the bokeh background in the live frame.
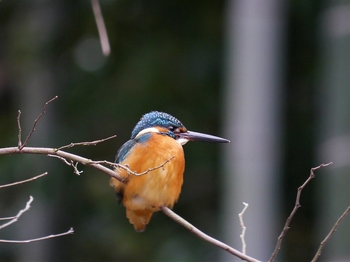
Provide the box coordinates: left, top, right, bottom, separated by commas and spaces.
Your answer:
0, 0, 349, 261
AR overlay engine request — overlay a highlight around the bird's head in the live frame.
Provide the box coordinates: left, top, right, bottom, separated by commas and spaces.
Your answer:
131, 111, 230, 145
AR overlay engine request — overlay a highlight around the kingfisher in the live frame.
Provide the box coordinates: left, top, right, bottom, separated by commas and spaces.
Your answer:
109, 111, 229, 232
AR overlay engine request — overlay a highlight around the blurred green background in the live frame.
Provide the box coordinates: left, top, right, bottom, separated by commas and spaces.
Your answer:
0, 0, 349, 261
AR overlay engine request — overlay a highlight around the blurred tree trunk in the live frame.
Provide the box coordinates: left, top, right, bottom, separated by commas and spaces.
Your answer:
220, 0, 286, 260
8, 1, 63, 261
317, 3, 350, 261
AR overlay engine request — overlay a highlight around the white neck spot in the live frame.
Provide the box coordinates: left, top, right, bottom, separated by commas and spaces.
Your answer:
134, 127, 159, 139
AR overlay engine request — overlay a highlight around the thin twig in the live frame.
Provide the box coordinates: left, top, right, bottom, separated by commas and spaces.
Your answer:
0, 172, 48, 189
0, 228, 74, 243
17, 110, 22, 148
161, 206, 261, 262
56, 135, 117, 151
90, 160, 118, 168
269, 162, 333, 262
0, 196, 33, 230
48, 154, 72, 166
311, 205, 350, 262
239, 202, 249, 254
93, 156, 175, 177
91, 0, 110, 56
0, 216, 17, 221
48, 155, 83, 175
127, 156, 175, 177
19, 96, 58, 150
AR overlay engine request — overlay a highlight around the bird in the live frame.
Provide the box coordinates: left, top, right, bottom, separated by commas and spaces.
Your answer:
109, 111, 230, 232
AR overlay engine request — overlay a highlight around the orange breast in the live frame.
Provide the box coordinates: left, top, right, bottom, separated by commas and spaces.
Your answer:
110, 132, 185, 211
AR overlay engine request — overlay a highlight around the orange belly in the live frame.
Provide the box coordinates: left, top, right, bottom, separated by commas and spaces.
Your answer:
109, 133, 185, 232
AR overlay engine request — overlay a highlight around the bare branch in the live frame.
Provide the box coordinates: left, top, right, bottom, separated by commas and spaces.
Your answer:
19, 96, 58, 150
0, 172, 48, 189
160, 206, 261, 262
0, 228, 74, 244
17, 110, 22, 148
239, 202, 249, 254
91, 0, 110, 56
0, 146, 122, 181
0, 196, 33, 230
56, 135, 117, 151
311, 205, 350, 262
269, 162, 333, 262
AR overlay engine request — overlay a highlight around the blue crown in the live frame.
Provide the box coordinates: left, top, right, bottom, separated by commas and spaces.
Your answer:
131, 111, 185, 139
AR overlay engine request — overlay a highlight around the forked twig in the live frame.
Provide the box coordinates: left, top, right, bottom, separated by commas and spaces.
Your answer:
0, 195, 74, 244
19, 96, 58, 150
311, 205, 350, 262
269, 162, 333, 262
0, 172, 48, 189
0, 228, 74, 243
48, 155, 83, 175
13, 96, 172, 182
0, 196, 33, 230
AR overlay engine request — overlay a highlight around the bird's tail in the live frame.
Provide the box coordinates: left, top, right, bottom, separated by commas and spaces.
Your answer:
126, 209, 154, 232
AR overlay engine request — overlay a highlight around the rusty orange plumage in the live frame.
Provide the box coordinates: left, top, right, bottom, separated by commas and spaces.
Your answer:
109, 111, 229, 232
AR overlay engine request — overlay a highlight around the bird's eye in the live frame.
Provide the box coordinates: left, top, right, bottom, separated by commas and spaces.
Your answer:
168, 126, 180, 133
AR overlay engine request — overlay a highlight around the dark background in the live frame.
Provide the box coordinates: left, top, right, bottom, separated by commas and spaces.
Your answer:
0, 0, 349, 261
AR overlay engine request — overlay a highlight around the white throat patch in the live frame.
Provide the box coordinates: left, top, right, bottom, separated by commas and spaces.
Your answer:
176, 138, 189, 145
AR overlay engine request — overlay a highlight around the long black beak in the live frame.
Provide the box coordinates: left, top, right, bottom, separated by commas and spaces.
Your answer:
178, 130, 230, 143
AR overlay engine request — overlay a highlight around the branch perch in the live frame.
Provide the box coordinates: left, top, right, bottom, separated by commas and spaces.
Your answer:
0, 147, 174, 183
160, 206, 261, 262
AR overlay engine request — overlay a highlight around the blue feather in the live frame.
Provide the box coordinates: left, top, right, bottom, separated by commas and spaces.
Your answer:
115, 133, 152, 163
115, 139, 136, 163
